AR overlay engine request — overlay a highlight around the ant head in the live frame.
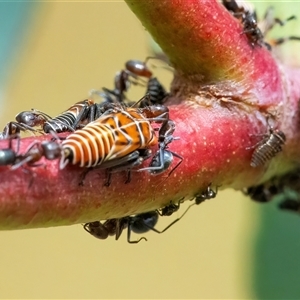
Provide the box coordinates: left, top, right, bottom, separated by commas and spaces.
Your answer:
15, 111, 44, 127
41, 141, 62, 160
83, 221, 109, 239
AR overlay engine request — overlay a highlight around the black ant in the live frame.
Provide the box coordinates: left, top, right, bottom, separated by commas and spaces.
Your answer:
138, 118, 182, 177
139, 77, 168, 108
193, 183, 218, 205
0, 135, 61, 169
83, 212, 157, 244
244, 183, 280, 203
102, 57, 169, 105
84, 199, 190, 243
0, 135, 20, 166
222, 0, 299, 50
102, 58, 153, 103
10, 140, 62, 170
0, 136, 62, 187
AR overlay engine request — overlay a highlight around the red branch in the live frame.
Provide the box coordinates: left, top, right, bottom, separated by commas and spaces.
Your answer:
0, 0, 300, 229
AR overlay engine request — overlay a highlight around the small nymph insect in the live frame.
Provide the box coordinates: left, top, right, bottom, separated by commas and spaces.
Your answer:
42, 99, 98, 132
41, 99, 97, 133
0, 119, 43, 140
1, 99, 100, 138
249, 127, 286, 168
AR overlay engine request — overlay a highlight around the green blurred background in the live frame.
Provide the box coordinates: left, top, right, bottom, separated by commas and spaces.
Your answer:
0, 1, 300, 298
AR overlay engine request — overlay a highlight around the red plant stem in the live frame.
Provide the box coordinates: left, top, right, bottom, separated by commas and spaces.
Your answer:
125, 0, 283, 107
0, 96, 299, 229
0, 0, 300, 229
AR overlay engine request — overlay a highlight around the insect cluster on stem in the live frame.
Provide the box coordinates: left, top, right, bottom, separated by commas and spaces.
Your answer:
1, 0, 297, 240
0, 57, 191, 243
222, 0, 300, 49
244, 168, 300, 215
83, 185, 219, 243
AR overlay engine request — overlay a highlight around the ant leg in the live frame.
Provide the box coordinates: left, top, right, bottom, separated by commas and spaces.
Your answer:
260, 9, 296, 34
89, 104, 105, 122
87, 104, 96, 122
124, 170, 132, 184
138, 147, 164, 173
10, 141, 41, 170
78, 168, 92, 186
157, 203, 195, 233
20, 166, 35, 189
144, 56, 157, 65
127, 224, 147, 244
8, 134, 20, 153
271, 36, 300, 46
263, 42, 272, 51
11, 156, 35, 170
246, 135, 269, 150
115, 218, 125, 241
143, 56, 173, 71
104, 169, 112, 187
49, 130, 66, 142
167, 152, 183, 177
131, 94, 151, 108
138, 149, 182, 176
9, 121, 42, 136
146, 203, 195, 234
71, 105, 90, 129
158, 120, 176, 142
272, 15, 296, 28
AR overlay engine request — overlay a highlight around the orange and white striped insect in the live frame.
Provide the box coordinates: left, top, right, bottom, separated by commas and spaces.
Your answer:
17, 99, 96, 133
2, 99, 95, 138
42, 99, 97, 133
1, 99, 107, 138
59, 100, 169, 177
